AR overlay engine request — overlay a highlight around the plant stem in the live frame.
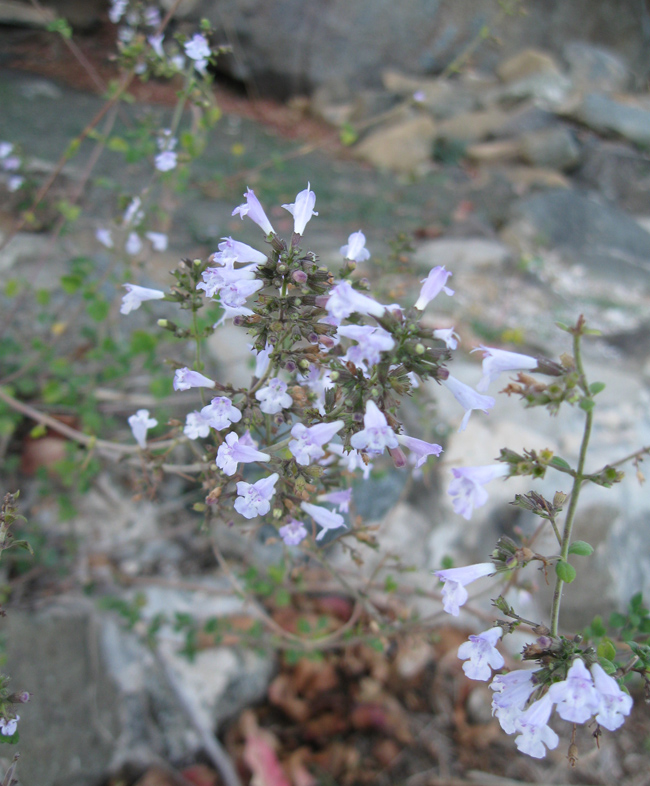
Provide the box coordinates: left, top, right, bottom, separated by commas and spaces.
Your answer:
549, 329, 593, 636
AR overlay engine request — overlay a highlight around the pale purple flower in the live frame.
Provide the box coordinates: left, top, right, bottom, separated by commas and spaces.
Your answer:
474, 346, 539, 393
200, 396, 242, 430
442, 374, 495, 432
448, 464, 510, 520
148, 33, 165, 58
490, 670, 538, 734
591, 663, 633, 731
338, 325, 395, 369
126, 232, 143, 256
289, 420, 344, 466
109, 0, 127, 23
414, 266, 454, 310
197, 259, 257, 299
96, 228, 114, 249
282, 183, 318, 235
433, 562, 495, 616
7, 176, 23, 192
146, 231, 168, 251
322, 280, 385, 324
317, 488, 352, 513
340, 230, 370, 262
123, 196, 143, 227
255, 377, 293, 414
548, 658, 600, 724
170, 54, 186, 71
121, 283, 165, 314
218, 237, 267, 266
413, 90, 426, 103
434, 327, 460, 350
128, 409, 158, 449
458, 627, 504, 681
155, 150, 177, 172
173, 367, 216, 392
216, 432, 270, 476
300, 502, 346, 541
327, 443, 373, 479
0, 716, 19, 737
216, 278, 264, 323
350, 401, 398, 455
279, 518, 308, 546
232, 188, 275, 236
118, 26, 135, 44
298, 365, 333, 415
249, 342, 273, 378
183, 410, 213, 440
396, 434, 442, 468
234, 473, 278, 519
514, 694, 559, 759
184, 33, 210, 72
144, 5, 161, 26
0, 142, 13, 158
1, 156, 19, 172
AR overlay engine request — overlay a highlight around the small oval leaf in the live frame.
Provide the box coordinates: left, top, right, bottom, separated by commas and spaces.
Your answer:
569, 540, 594, 556
555, 560, 577, 583
597, 639, 617, 661
550, 456, 571, 471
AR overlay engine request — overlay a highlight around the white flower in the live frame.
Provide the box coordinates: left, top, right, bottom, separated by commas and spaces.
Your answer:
232, 187, 275, 236
146, 231, 168, 251
434, 327, 460, 350
255, 377, 293, 414
234, 473, 278, 519
350, 401, 398, 456
0, 716, 19, 736
442, 374, 495, 432
218, 237, 267, 266
155, 150, 177, 172
448, 464, 510, 520
490, 670, 538, 734
109, 0, 128, 24
216, 432, 270, 476
414, 266, 454, 310
514, 694, 559, 759
121, 283, 165, 314
591, 663, 633, 731
96, 228, 114, 249
173, 368, 216, 391
123, 196, 144, 227
547, 658, 600, 724
396, 434, 443, 468
0, 142, 14, 158
279, 518, 308, 546
148, 33, 165, 58
338, 324, 395, 369
125, 232, 143, 256
249, 342, 272, 379
7, 176, 24, 192
183, 410, 212, 440
200, 397, 242, 430
289, 420, 344, 466
458, 627, 504, 681
282, 183, 318, 235
340, 230, 370, 262
300, 502, 346, 541
433, 562, 495, 616
128, 409, 158, 449
474, 346, 538, 393
322, 281, 385, 324
317, 488, 352, 513
327, 443, 373, 479
184, 33, 210, 72
197, 259, 257, 299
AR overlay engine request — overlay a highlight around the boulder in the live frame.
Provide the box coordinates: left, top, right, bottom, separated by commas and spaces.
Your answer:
563, 40, 630, 93
561, 93, 650, 148
353, 113, 437, 173
496, 48, 563, 84
518, 127, 581, 170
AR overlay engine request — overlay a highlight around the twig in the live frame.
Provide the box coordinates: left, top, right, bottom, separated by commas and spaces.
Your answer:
151, 646, 243, 786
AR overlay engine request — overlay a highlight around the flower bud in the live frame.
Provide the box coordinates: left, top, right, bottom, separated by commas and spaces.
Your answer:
292, 270, 307, 284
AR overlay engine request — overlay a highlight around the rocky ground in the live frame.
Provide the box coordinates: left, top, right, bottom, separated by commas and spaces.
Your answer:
2, 17, 650, 786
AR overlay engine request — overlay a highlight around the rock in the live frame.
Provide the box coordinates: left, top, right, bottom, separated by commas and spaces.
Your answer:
466, 138, 520, 163
562, 93, 650, 148
504, 188, 650, 285
518, 127, 581, 170
0, 0, 55, 27
353, 113, 436, 174
500, 165, 571, 192
493, 103, 559, 138
382, 70, 480, 119
496, 48, 563, 84
576, 140, 650, 214
160, 0, 203, 18
6, 591, 274, 786
436, 108, 511, 144
563, 41, 630, 93
412, 238, 511, 275
0, 231, 51, 275
488, 71, 573, 109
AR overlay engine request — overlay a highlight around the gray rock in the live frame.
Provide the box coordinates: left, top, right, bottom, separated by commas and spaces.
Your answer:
382, 70, 481, 119
353, 113, 436, 173
519, 127, 581, 170
487, 70, 573, 110
413, 238, 512, 274
563, 93, 650, 148
576, 140, 650, 214
563, 41, 630, 94
496, 48, 563, 84
436, 107, 511, 144
504, 188, 650, 285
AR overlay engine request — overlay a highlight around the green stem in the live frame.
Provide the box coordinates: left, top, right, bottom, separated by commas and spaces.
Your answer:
549, 331, 593, 636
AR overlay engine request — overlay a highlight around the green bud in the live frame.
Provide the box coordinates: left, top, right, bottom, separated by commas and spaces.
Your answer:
157, 319, 169, 328
330, 371, 340, 381
299, 359, 310, 369
415, 343, 425, 355
272, 507, 282, 519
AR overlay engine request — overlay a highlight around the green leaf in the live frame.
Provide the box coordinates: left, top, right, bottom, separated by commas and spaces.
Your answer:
4, 279, 20, 298
598, 657, 617, 675
9, 539, 34, 555
569, 540, 594, 557
274, 588, 291, 607
86, 299, 110, 322
579, 398, 595, 412
589, 615, 606, 637
555, 560, 576, 583
60, 274, 83, 294
549, 456, 571, 471
340, 122, 358, 146
129, 330, 157, 355
46, 17, 72, 38
589, 381, 606, 395
597, 639, 616, 661
384, 575, 398, 593
107, 136, 130, 153
609, 612, 627, 628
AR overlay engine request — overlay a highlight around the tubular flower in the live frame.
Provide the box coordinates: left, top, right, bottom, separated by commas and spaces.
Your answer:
173, 368, 216, 392
433, 562, 495, 616
322, 280, 385, 324
474, 346, 539, 393
282, 183, 318, 235
279, 518, 308, 546
340, 230, 370, 262
590, 663, 633, 731
414, 266, 454, 310
396, 434, 443, 468
350, 401, 398, 456
289, 420, 344, 466
234, 473, 279, 519
128, 409, 158, 449
255, 377, 293, 414
300, 502, 346, 541
232, 188, 275, 236
216, 432, 270, 476
200, 397, 242, 431
458, 627, 505, 681
547, 658, 600, 724
442, 374, 495, 432
121, 284, 165, 314
448, 464, 510, 520
514, 694, 559, 759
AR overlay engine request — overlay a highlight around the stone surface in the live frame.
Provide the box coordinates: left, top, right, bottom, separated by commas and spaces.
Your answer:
496, 48, 563, 84
353, 113, 436, 173
413, 238, 511, 274
435, 108, 511, 144
563, 93, 650, 148
576, 140, 650, 214
563, 40, 630, 93
518, 127, 581, 170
